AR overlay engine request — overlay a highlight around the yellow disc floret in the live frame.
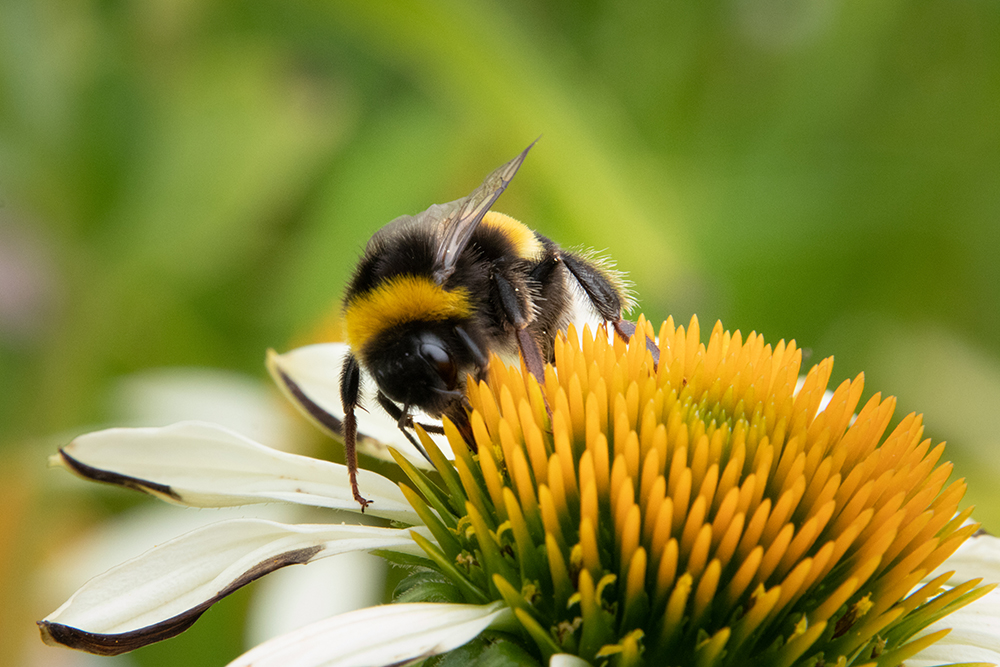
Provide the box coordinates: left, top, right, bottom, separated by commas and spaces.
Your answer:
393, 315, 993, 667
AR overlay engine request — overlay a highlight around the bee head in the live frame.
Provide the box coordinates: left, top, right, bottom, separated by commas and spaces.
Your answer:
369, 327, 468, 416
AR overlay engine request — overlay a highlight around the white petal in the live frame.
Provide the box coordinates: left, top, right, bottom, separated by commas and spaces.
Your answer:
903, 586, 1000, 666
906, 532, 1000, 665
37, 502, 300, 622
227, 602, 512, 667
550, 654, 593, 667
245, 551, 387, 646
40, 519, 423, 655
793, 377, 836, 414
55, 421, 419, 524
268, 344, 455, 467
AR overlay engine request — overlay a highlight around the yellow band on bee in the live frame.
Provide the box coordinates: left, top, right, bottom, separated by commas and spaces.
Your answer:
482, 211, 543, 260
345, 275, 472, 352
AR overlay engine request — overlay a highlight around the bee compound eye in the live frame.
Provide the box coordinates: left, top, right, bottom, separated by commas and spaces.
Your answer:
420, 342, 458, 389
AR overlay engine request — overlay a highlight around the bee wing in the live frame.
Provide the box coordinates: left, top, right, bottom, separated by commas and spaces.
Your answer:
429, 140, 537, 285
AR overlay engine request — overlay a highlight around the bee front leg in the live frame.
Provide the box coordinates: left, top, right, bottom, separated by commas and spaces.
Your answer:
375, 392, 433, 463
493, 271, 547, 383
376, 397, 447, 435
455, 325, 489, 379
492, 270, 553, 424
443, 401, 477, 453
340, 353, 372, 511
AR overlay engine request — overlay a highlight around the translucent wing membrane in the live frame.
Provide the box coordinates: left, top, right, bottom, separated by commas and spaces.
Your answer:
430, 140, 537, 285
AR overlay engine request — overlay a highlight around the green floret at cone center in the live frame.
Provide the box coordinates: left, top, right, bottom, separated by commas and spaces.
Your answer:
388, 318, 992, 667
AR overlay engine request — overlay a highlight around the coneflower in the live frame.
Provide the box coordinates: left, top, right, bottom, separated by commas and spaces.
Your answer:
40, 317, 1000, 666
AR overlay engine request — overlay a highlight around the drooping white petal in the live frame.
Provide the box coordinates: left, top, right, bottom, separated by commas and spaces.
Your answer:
267, 344, 454, 466
39, 519, 424, 656
227, 601, 512, 667
38, 502, 300, 625
54, 421, 418, 523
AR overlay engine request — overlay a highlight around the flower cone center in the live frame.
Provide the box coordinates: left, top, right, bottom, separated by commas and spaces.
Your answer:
396, 316, 988, 667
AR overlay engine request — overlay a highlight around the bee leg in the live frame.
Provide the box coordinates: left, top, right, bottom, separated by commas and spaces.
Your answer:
560, 252, 661, 365
378, 399, 446, 435
493, 272, 547, 382
381, 389, 476, 454
443, 401, 477, 452
455, 326, 489, 377
340, 353, 372, 511
455, 326, 489, 413
412, 422, 446, 435
612, 319, 660, 366
516, 329, 548, 386
375, 392, 432, 463
618, 321, 660, 366
493, 271, 553, 424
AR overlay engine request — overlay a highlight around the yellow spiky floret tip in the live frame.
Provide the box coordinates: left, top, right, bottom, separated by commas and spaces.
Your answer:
393, 315, 993, 667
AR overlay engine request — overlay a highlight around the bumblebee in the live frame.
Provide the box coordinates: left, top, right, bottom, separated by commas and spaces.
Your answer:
338, 141, 656, 509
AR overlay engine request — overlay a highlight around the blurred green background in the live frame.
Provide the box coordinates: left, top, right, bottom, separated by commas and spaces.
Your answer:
2, 1, 999, 665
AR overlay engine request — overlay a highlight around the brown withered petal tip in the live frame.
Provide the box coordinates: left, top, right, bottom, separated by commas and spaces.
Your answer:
38, 545, 323, 655
59, 449, 182, 501
38, 610, 208, 657
276, 367, 345, 437
275, 364, 385, 448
